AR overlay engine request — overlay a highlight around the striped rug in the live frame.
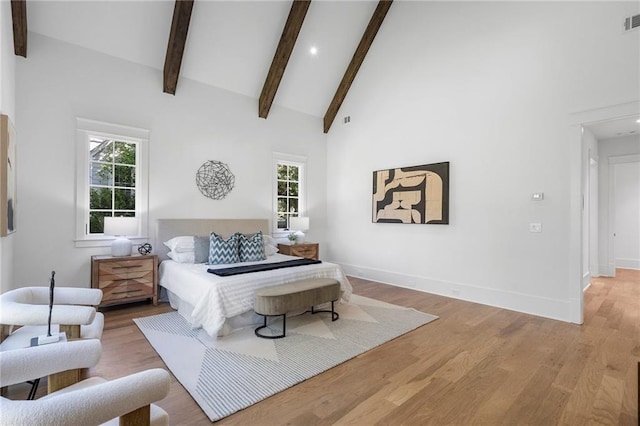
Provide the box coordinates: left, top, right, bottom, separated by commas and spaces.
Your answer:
134, 294, 438, 422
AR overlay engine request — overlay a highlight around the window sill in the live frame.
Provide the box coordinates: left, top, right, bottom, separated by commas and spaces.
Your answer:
74, 236, 149, 248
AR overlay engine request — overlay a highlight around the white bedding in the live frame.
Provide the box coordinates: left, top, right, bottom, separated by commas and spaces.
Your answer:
159, 253, 353, 336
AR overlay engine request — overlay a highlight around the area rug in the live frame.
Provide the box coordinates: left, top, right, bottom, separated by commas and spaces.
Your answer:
134, 294, 438, 422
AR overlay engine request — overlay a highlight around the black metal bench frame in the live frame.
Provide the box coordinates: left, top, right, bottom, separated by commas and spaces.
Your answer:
254, 300, 339, 339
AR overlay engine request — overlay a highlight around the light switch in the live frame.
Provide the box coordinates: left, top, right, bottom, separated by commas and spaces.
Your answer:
530, 223, 542, 233
531, 193, 544, 201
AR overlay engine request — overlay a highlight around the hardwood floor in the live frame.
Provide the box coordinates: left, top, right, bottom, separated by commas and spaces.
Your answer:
7, 270, 639, 424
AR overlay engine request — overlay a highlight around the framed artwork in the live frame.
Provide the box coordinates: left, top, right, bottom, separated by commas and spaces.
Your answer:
372, 161, 449, 224
1, 114, 16, 236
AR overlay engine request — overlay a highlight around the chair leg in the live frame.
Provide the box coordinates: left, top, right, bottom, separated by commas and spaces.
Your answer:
119, 404, 151, 426
59, 324, 81, 340
48, 369, 81, 394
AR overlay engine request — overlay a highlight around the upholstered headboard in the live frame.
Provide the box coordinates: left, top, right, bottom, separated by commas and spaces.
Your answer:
155, 219, 270, 262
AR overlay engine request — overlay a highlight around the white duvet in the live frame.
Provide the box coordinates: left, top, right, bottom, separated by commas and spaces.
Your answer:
158, 254, 353, 336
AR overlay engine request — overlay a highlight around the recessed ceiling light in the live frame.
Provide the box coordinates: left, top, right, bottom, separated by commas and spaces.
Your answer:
636, 118, 640, 123
309, 46, 318, 56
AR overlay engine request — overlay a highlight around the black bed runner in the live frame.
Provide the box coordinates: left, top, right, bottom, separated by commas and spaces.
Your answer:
208, 258, 322, 277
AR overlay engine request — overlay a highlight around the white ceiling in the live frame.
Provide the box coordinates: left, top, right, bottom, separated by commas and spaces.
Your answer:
26, 0, 380, 118
585, 115, 640, 140
25, 1, 640, 133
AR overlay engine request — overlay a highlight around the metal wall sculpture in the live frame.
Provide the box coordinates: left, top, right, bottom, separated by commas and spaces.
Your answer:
372, 162, 449, 224
196, 160, 235, 200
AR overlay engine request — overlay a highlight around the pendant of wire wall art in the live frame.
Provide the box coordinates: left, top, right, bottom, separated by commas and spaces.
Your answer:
196, 160, 235, 200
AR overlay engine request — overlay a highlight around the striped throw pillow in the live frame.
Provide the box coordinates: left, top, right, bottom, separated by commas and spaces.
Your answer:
238, 231, 267, 262
208, 233, 240, 265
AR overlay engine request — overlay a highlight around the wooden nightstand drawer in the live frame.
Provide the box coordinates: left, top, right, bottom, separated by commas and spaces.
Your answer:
99, 259, 154, 275
277, 243, 319, 260
91, 254, 158, 307
103, 281, 152, 300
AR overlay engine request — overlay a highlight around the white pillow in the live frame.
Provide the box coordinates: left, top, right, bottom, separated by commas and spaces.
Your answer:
164, 236, 195, 253
263, 234, 277, 247
264, 244, 279, 256
167, 251, 195, 263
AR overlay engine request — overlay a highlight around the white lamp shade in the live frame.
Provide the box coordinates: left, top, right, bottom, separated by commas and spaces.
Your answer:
104, 217, 137, 256
289, 216, 309, 231
104, 217, 138, 236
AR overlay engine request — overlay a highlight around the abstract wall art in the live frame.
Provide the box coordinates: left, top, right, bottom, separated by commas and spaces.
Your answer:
1, 114, 16, 236
196, 160, 235, 200
372, 161, 449, 224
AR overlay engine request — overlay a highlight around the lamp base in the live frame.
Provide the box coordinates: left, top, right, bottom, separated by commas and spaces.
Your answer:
294, 231, 306, 244
30, 332, 65, 347
111, 237, 132, 256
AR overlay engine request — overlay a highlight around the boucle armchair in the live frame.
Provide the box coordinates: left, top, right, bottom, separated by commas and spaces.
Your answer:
0, 286, 104, 351
0, 339, 170, 426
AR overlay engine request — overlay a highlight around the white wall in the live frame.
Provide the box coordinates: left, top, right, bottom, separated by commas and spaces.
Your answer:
14, 33, 327, 288
598, 135, 640, 275
613, 160, 640, 269
582, 128, 599, 289
325, 2, 640, 322
0, 1, 17, 293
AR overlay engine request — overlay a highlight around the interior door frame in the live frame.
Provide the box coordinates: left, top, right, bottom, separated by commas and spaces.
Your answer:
570, 101, 640, 324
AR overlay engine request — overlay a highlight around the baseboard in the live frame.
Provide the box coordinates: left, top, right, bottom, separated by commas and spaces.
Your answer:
599, 263, 615, 277
333, 261, 574, 323
615, 258, 640, 270
582, 272, 591, 291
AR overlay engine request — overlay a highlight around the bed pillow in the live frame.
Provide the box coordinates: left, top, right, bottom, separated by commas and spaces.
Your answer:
263, 234, 277, 247
167, 251, 195, 263
208, 232, 240, 265
238, 231, 267, 262
163, 236, 195, 253
194, 236, 210, 264
264, 244, 278, 256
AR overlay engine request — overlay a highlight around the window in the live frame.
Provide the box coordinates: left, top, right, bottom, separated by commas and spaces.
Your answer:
273, 153, 306, 235
88, 138, 136, 233
75, 118, 149, 247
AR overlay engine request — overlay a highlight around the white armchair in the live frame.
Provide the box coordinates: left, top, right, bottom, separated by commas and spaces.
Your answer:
0, 287, 104, 351
0, 339, 170, 426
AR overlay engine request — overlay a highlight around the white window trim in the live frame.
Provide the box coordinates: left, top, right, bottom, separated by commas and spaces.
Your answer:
75, 118, 150, 248
272, 152, 307, 237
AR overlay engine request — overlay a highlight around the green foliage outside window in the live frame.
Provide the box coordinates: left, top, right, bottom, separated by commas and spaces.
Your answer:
88, 138, 137, 234
276, 163, 300, 230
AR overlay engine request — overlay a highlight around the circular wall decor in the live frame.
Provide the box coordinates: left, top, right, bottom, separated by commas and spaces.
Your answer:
196, 160, 235, 200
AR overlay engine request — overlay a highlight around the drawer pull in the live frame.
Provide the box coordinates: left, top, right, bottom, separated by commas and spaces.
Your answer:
112, 264, 143, 269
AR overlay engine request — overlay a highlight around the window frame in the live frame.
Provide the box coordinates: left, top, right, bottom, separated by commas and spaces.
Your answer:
75, 118, 149, 248
272, 152, 307, 237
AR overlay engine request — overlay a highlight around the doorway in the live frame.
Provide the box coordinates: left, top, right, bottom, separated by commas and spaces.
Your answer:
582, 115, 640, 279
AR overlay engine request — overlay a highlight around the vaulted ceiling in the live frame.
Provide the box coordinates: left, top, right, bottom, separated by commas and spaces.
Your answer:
13, 0, 394, 132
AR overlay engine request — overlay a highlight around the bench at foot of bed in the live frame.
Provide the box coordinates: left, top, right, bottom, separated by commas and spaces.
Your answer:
254, 278, 340, 339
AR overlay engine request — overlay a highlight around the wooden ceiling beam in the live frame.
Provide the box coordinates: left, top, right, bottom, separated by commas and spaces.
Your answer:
163, 0, 195, 95
323, 0, 392, 133
258, 0, 311, 119
11, 0, 27, 58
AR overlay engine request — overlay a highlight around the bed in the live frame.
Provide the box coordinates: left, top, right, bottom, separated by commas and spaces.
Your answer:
155, 219, 352, 337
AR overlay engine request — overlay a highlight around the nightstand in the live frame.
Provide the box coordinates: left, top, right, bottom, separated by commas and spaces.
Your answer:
277, 243, 319, 260
91, 254, 158, 307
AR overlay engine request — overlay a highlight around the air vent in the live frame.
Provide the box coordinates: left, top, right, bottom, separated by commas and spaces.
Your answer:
623, 14, 640, 31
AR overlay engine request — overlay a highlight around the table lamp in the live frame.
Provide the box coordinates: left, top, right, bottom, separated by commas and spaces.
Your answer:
289, 216, 309, 244
104, 216, 137, 256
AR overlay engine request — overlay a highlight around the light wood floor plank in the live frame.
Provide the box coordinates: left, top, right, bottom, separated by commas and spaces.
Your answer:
4, 269, 638, 425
